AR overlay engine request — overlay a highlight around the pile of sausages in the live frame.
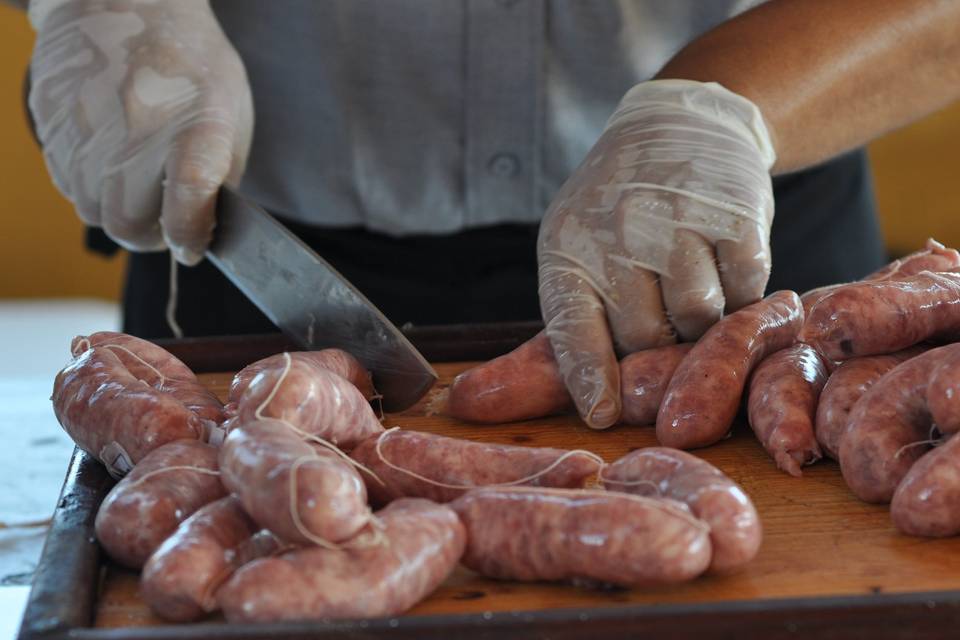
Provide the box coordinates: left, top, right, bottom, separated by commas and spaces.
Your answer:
52, 332, 761, 623
448, 239, 960, 537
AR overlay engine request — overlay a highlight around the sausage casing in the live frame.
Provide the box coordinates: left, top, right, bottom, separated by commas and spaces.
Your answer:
446, 332, 571, 423
839, 345, 960, 503
228, 350, 376, 408
801, 271, 960, 360
219, 419, 370, 545
217, 498, 465, 622
891, 434, 960, 537
72, 331, 224, 426
746, 344, 829, 476
601, 447, 760, 573
349, 428, 601, 504
141, 496, 280, 622
451, 486, 711, 587
447, 332, 690, 426
230, 355, 382, 450
815, 348, 925, 460
800, 239, 960, 313
94, 440, 224, 568
925, 348, 960, 435
53, 348, 206, 476
657, 291, 803, 449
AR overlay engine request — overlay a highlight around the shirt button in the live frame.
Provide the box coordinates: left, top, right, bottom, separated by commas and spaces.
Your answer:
488, 152, 520, 178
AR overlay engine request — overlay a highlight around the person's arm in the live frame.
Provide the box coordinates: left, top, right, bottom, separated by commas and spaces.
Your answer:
657, 0, 960, 174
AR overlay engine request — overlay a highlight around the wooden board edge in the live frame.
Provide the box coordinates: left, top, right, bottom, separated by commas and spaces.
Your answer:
63, 590, 960, 640
153, 321, 543, 371
17, 447, 113, 640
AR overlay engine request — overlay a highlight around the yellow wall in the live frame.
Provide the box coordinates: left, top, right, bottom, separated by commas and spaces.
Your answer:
1, 4, 958, 300
0, 5, 125, 300
869, 104, 960, 256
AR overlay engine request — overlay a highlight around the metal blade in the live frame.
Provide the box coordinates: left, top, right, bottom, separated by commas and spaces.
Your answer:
206, 187, 437, 412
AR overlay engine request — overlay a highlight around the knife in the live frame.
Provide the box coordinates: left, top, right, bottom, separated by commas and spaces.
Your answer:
206, 186, 438, 412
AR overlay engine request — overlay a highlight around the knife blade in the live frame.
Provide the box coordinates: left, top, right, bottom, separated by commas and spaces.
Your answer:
206, 186, 438, 412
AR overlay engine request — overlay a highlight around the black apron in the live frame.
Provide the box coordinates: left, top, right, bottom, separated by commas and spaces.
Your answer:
105, 149, 885, 339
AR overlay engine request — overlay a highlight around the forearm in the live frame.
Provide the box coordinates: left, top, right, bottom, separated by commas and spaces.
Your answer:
656, 0, 960, 174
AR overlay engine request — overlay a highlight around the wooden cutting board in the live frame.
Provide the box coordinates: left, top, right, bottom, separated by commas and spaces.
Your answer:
94, 362, 960, 628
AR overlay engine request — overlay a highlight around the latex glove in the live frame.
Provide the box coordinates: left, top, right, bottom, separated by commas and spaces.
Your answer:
28, 0, 254, 265
537, 79, 776, 428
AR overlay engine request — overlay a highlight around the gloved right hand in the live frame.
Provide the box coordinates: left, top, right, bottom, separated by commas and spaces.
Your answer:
28, 0, 254, 265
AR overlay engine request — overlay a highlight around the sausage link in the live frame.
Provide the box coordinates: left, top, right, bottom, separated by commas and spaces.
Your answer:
926, 348, 960, 435
815, 347, 926, 460
230, 354, 382, 450
141, 496, 281, 622
53, 348, 206, 476
839, 345, 960, 503
349, 429, 602, 505
800, 239, 960, 313
601, 448, 761, 573
228, 350, 376, 407
451, 486, 711, 587
891, 433, 960, 537
94, 441, 224, 568
657, 291, 804, 449
218, 498, 465, 622
746, 344, 829, 476
219, 419, 370, 545
446, 332, 571, 423
447, 331, 690, 425
800, 271, 960, 361
619, 344, 694, 425
72, 331, 224, 425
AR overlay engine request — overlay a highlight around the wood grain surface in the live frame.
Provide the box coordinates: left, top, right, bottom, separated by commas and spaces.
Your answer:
94, 363, 960, 628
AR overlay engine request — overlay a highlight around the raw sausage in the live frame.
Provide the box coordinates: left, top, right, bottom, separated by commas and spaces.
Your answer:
141, 496, 281, 622
53, 347, 206, 476
217, 498, 465, 622
219, 419, 371, 545
94, 441, 224, 568
618, 343, 694, 425
746, 344, 829, 476
800, 238, 960, 313
815, 348, 926, 460
601, 447, 761, 573
891, 433, 960, 537
349, 428, 603, 504
72, 332, 224, 426
800, 271, 960, 361
230, 353, 382, 450
839, 345, 960, 503
227, 350, 376, 408
451, 486, 711, 587
446, 332, 571, 423
447, 332, 690, 425
925, 348, 960, 435
657, 291, 804, 449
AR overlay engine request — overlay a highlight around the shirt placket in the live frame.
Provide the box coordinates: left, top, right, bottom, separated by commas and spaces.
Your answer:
464, 0, 544, 226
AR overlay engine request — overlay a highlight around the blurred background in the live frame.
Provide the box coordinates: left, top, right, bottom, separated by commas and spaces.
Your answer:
1, 3, 959, 302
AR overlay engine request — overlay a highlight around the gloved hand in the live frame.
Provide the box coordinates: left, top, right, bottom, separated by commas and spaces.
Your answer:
28, 0, 254, 265
537, 80, 777, 428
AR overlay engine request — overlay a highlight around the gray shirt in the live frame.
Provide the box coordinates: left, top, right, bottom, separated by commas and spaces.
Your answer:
212, 1, 762, 236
